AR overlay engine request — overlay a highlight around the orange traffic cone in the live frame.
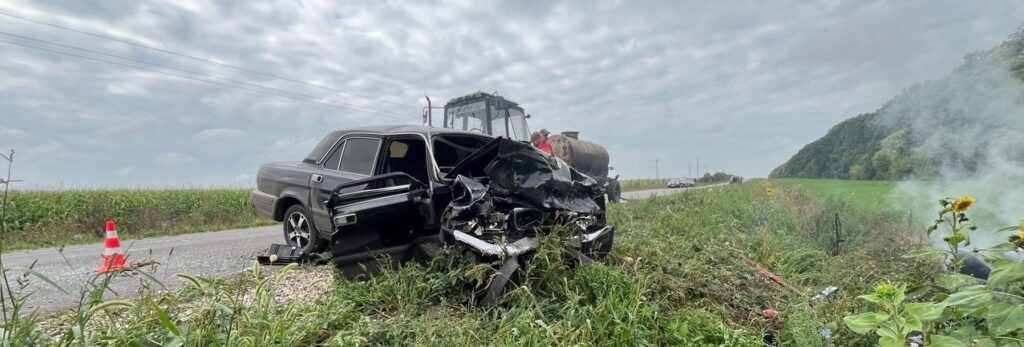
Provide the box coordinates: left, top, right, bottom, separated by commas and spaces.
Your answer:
95, 220, 129, 273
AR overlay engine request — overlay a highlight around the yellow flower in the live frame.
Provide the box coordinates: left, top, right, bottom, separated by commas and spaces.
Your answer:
1018, 230, 1024, 240
766, 188, 774, 197
952, 197, 975, 213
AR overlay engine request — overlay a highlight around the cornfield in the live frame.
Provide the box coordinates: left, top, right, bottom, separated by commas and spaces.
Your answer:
3, 189, 271, 251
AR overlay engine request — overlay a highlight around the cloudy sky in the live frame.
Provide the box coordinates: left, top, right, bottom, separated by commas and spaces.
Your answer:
1, 0, 1022, 188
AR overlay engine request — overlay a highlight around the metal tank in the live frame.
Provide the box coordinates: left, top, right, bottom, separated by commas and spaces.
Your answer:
548, 131, 610, 178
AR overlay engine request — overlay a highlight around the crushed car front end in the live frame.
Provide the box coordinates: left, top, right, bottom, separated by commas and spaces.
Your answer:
439, 137, 615, 262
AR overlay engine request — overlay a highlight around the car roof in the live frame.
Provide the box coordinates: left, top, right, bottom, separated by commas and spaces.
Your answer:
304, 125, 490, 163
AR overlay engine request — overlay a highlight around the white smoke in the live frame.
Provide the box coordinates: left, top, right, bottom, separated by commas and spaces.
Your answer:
881, 34, 1024, 247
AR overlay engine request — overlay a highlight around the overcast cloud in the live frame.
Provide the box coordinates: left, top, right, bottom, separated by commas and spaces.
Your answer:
0, 0, 1022, 188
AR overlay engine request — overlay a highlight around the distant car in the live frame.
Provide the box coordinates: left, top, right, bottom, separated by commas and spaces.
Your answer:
666, 178, 695, 188
729, 176, 743, 184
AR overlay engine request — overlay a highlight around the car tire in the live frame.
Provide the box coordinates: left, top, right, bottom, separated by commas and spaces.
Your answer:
282, 204, 325, 254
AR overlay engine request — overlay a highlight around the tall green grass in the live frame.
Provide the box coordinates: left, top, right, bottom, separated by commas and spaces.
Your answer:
4, 189, 272, 251
4, 181, 936, 345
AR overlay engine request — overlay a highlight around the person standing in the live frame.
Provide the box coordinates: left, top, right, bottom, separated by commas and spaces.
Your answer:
536, 129, 554, 155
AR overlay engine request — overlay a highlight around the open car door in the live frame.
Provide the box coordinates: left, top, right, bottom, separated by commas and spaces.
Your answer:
326, 172, 436, 275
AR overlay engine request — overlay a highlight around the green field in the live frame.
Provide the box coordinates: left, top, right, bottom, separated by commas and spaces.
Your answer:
619, 178, 669, 192
2, 189, 273, 252
773, 178, 897, 210
14, 180, 935, 345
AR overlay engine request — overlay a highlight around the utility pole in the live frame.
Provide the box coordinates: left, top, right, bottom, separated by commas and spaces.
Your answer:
696, 157, 699, 178
655, 158, 660, 180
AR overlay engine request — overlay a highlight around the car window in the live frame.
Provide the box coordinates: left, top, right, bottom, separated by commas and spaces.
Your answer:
322, 141, 344, 170
433, 135, 492, 172
339, 137, 380, 175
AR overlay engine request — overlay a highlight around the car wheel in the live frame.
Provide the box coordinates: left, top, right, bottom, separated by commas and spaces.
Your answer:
283, 204, 325, 254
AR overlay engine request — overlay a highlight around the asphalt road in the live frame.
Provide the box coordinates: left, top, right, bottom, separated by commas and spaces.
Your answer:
2, 183, 726, 313
620, 182, 728, 201
2, 226, 278, 313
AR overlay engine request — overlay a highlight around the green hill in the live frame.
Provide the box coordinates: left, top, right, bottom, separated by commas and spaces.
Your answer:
772, 28, 1024, 180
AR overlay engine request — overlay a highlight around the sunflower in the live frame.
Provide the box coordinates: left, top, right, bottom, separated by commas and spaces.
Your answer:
952, 197, 975, 213
1018, 230, 1024, 240
766, 188, 774, 197
874, 282, 898, 299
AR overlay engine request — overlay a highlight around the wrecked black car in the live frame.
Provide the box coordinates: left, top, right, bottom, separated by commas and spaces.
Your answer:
254, 125, 613, 298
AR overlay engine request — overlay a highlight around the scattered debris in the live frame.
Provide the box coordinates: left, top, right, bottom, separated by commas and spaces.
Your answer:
256, 243, 307, 265
812, 286, 839, 301
736, 253, 799, 293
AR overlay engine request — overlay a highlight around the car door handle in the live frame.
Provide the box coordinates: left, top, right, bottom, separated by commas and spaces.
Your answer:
333, 213, 357, 227
311, 174, 323, 183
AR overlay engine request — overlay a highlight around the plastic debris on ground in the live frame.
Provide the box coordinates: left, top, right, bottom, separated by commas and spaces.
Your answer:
256, 243, 307, 265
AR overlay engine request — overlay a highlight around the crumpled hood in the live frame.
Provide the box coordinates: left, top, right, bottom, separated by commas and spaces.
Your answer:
446, 137, 603, 214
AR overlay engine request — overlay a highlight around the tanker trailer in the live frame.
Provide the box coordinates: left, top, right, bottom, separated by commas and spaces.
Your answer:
548, 131, 621, 202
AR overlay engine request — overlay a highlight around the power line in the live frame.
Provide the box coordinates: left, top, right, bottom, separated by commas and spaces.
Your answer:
0, 10, 421, 111
0, 39, 419, 121
0, 31, 394, 113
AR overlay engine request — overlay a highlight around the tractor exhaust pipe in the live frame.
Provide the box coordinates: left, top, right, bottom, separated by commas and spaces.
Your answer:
423, 95, 433, 126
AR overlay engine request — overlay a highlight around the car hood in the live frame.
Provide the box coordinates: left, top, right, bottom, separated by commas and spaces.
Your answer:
445, 137, 603, 214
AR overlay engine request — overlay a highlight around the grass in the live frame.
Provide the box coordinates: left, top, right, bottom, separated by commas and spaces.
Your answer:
0, 180, 938, 345
3, 189, 274, 252
619, 178, 670, 192
772, 178, 897, 211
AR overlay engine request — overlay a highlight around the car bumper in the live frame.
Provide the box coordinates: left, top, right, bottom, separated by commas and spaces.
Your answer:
251, 190, 278, 220
442, 225, 614, 257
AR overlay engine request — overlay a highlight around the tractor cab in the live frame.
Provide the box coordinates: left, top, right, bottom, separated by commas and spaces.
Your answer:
440, 92, 531, 142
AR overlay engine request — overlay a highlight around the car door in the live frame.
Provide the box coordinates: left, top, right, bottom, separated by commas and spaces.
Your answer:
310, 136, 382, 235
327, 172, 430, 264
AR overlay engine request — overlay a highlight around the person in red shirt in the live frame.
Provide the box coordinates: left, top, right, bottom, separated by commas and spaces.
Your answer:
533, 129, 554, 155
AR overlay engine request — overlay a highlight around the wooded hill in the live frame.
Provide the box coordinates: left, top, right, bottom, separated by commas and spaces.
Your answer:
772, 28, 1024, 180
